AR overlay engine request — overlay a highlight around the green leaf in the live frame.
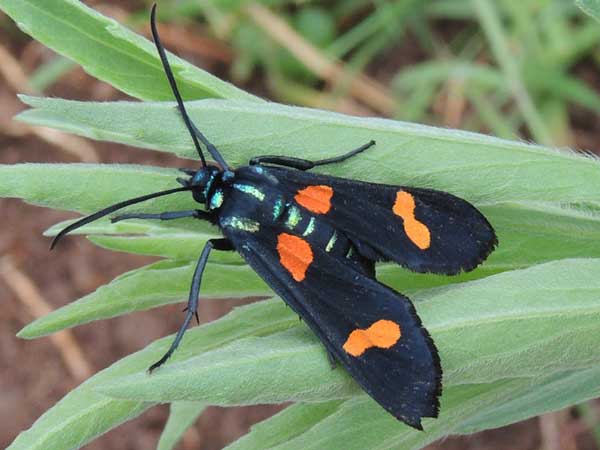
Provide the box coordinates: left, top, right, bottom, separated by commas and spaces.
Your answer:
17, 96, 600, 203
0, 163, 192, 215
88, 233, 242, 263
225, 401, 347, 450
18, 259, 268, 339
237, 380, 534, 450
457, 366, 600, 433
95, 259, 600, 404
44, 219, 236, 261
225, 366, 600, 450
29, 56, 76, 91
157, 402, 206, 450
0, 0, 256, 101
576, 0, 600, 22
7, 299, 295, 450
45, 218, 241, 262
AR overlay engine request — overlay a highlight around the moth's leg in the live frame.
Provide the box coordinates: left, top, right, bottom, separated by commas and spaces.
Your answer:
249, 155, 315, 170
249, 140, 375, 171
148, 238, 233, 372
311, 140, 376, 168
111, 209, 212, 223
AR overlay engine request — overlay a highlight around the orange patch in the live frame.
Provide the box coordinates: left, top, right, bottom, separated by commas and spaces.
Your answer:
294, 185, 333, 214
392, 191, 431, 250
343, 320, 402, 357
277, 233, 313, 281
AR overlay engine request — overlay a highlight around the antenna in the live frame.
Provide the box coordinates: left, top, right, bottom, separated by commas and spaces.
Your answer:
150, 4, 231, 171
50, 185, 192, 249
150, 4, 206, 166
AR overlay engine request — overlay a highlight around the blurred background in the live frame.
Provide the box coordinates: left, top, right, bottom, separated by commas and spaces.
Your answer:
1, 0, 599, 449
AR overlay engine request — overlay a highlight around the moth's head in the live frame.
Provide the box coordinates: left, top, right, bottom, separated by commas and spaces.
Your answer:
182, 166, 221, 204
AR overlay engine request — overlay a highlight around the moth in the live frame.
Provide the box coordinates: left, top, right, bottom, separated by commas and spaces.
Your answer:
51, 5, 497, 429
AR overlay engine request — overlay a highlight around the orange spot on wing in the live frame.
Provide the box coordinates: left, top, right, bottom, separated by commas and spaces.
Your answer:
295, 185, 333, 214
277, 233, 313, 281
393, 191, 431, 250
343, 320, 402, 357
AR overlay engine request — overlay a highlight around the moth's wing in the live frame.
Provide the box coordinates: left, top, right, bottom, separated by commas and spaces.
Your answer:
225, 228, 441, 429
265, 166, 497, 275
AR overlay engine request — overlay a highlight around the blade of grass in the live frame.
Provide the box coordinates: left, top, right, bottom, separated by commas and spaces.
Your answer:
473, 0, 553, 145
29, 56, 76, 92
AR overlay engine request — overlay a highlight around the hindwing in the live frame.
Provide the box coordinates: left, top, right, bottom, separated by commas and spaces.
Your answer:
224, 226, 441, 429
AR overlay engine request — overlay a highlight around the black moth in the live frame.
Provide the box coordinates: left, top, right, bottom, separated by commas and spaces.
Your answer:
51, 5, 497, 430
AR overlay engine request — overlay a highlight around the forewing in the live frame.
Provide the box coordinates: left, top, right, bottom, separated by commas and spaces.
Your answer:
264, 166, 497, 275
225, 228, 441, 429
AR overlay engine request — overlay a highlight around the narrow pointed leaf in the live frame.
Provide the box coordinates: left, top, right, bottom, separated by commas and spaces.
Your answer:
18, 259, 267, 339
17, 96, 600, 203
95, 259, 600, 404
157, 402, 206, 450
457, 365, 600, 433
8, 299, 295, 450
88, 234, 243, 263
226, 367, 600, 450
0, 0, 257, 101
225, 401, 346, 450
0, 163, 192, 215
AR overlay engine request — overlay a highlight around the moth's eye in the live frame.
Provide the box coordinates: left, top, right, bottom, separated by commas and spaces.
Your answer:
192, 171, 207, 185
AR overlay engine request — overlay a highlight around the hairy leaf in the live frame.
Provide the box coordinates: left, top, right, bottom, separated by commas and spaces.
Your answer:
95, 259, 600, 404
17, 96, 600, 204
0, 0, 256, 101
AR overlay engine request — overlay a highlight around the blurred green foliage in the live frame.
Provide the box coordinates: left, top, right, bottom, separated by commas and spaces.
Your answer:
143, 0, 600, 147
24, 0, 600, 146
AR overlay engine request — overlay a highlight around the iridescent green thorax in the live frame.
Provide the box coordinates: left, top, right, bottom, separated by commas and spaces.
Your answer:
221, 216, 261, 232
233, 183, 265, 201
285, 206, 302, 230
